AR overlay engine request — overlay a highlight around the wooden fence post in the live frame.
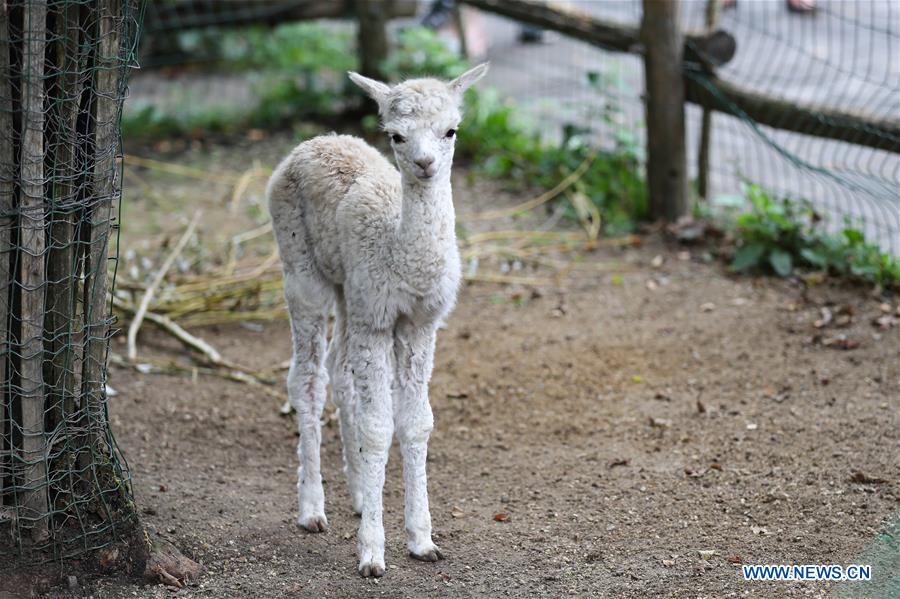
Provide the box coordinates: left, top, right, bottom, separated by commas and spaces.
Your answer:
355, 0, 390, 81
697, 0, 720, 200
641, 0, 688, 221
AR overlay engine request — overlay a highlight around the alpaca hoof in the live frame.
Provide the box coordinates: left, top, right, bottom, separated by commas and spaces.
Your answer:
410, 547, 444, 562
359, 562, 385, 578
297, 514, 328, 533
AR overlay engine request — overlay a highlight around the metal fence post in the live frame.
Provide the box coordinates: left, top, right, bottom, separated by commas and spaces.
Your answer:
641, 0, 688, 221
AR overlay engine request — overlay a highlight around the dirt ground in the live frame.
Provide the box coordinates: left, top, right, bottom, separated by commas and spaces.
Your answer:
96, 251, 899, 598
5, 141, 897, 597
90, 159, 900, 597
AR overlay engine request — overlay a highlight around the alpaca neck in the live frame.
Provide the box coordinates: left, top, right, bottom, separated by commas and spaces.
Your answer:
391, 172, 456, 289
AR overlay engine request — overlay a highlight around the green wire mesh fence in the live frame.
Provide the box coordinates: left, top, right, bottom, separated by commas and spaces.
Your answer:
686, 0, 900, 253
0, 0, 141, 562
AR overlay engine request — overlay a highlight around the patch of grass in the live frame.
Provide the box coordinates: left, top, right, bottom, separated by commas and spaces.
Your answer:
729, 184, 899, 288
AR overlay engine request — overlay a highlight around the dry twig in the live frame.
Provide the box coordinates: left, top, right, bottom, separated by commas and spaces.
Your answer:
127, 211, 201, 361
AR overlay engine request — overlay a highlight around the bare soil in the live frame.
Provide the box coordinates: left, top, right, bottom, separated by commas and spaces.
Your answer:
5, 145, 898, 597
98, 247, 899, 598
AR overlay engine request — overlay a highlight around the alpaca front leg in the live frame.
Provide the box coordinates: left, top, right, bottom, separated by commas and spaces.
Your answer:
394, 322, 442, 561
349, 331, 394, 577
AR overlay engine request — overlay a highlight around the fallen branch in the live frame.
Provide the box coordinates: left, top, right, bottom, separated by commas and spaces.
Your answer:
127, 211, 201, 361
110, 353, 285, 403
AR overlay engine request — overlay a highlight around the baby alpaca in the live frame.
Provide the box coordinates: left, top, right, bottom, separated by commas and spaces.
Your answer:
267, 64, 488, 577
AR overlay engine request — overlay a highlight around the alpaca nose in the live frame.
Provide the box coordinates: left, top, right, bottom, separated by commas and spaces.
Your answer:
415, 156, 435, 172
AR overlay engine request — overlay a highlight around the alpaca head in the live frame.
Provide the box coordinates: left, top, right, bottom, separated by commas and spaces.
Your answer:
349, 63, 488, 183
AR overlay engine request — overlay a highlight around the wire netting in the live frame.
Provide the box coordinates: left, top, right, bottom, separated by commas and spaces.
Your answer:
0, 0, 141, 562
686, 0, 900, 253
474, 0, 899, 252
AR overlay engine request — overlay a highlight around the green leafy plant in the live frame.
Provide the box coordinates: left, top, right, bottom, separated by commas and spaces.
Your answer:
457, 87, 647, 234
126, 23, 357, 140
730, 184, 899, 287
381, 27, 468, 80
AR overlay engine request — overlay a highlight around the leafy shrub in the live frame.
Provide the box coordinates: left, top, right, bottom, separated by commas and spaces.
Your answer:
730, 185, 899, 287
381, 27, 468, 80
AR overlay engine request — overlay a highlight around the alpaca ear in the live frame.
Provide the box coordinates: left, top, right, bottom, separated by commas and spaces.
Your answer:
448, 62, 489, 98
348, 71, 391, 112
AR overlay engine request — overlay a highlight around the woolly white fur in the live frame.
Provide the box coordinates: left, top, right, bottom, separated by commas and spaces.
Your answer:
267, 64, 488, 578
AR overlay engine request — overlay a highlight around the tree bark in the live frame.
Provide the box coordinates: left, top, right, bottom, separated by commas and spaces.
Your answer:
44, 0, 83, 442
0, 0, 14, 506
18, 0, 49, 542
81, 0, 121, 452
642, 0, 688, 221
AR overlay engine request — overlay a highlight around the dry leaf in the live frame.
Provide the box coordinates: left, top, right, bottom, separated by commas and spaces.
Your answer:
849, 471, 887, 485
822, 335, 860, 350
493, 512, 509, 522
814, 307, 833, 328
872, 314, 899, 330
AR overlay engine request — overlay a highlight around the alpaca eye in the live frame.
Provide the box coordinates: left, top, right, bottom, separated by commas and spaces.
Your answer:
445, 129, 456, 138
391, 133, 405, 144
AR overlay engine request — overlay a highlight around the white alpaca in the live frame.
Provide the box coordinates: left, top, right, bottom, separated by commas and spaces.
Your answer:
267, 64, 488, 578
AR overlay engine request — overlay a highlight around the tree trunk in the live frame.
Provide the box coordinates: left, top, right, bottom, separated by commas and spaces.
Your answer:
0, 0, 142, 562
44, 0, 83, 449
641, 0, 688, 221
0, 0, 14, 507
80, 0, 120, 453
18, 0, 49, 543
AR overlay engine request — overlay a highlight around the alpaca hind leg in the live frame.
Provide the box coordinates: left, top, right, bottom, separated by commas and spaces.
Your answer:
285, 276, 331, 532
327, 295, 363, 515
